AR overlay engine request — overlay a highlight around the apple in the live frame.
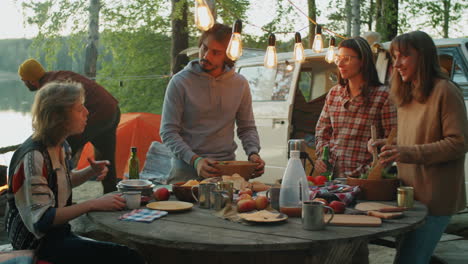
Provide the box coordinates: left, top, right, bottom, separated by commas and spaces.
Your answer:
237, 199, 256, 212
255, 196, 269, 210
239, 189, 253, 196
315, 175, 327, 185
153, 187, 170, 201
238, 194, 252, 201
329, 201, 346, 214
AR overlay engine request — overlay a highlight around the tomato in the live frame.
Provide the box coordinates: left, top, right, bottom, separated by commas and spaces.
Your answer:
315, 175, 327, 185
306, 176, 316, 183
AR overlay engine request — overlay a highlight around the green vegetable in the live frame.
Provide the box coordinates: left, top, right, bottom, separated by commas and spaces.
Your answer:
360, 172, 369, 179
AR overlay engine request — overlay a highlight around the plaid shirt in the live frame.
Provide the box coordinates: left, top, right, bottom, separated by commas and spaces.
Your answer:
315, 84, 397, 177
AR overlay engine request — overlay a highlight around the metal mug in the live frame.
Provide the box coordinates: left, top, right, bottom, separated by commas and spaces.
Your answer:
216, 181, 234, 201
302, 201, 335, 231
192, 183, 216, 209
210, 190, 231, 211
397, 186, 414, 209
266, 186, 281, 211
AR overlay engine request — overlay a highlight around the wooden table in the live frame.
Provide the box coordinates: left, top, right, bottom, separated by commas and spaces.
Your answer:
87, 201, 427, 264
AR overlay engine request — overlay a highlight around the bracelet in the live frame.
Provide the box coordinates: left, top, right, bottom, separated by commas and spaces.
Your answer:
193, 157, 203, 169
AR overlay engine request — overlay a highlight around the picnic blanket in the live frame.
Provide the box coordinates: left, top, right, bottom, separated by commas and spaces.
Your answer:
119, 209, 168, 223
309, 184, 361, 206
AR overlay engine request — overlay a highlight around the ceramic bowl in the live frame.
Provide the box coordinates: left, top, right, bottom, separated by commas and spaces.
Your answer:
212, 161, 257, 180
172, 182, 198, 203
346, 177, 400, 201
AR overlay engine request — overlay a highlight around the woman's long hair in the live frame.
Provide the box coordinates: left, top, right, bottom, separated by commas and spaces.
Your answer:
337, 36, 382, 104
389, 31, 448, 106
31, 82, 84, 146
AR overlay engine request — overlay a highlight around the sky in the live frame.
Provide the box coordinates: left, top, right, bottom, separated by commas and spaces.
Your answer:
0, 1, 466, 40
0, 1, 334, 40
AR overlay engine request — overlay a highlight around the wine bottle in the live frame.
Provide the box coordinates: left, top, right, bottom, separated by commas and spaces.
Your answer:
128, 147, 140, 179
321, 146, 333, 181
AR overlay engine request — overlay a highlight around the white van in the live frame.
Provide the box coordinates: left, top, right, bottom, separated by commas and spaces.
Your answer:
235, 38, 468, 202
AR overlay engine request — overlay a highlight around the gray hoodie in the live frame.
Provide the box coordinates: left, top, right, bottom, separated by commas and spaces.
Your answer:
160, 60, 260, 166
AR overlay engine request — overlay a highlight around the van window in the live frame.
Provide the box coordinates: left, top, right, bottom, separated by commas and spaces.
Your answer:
438, 47, 468, 97
297, 60, 337, 102
238, 63, 295, 101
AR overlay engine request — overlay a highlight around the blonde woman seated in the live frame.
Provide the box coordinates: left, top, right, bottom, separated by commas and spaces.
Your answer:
5, 82, 145, 264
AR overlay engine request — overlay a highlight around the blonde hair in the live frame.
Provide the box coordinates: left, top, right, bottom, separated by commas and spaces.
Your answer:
31, 82, 85, 146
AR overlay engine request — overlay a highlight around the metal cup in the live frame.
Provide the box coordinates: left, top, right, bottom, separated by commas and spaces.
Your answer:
192, 183, 216, 209
266, 186, 281, 211
123, 191, 141, 210
302, 201, 335, 231
210, 190, 231, 211
397, 186, 414, 209
216, 181, 234, 202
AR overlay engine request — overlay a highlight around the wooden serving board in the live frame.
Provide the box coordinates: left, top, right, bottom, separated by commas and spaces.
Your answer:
355, 202, 404, 212
324, 214, 382, 227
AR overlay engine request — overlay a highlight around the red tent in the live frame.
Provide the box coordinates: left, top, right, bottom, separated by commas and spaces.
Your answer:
77, 112, 162, 179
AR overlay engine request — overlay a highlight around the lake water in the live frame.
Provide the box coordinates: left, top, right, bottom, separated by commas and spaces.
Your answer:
0, 76, 34, 166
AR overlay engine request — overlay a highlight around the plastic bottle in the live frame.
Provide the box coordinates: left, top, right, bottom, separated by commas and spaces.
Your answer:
279, 150, 310, 217
128, 147, 140, 179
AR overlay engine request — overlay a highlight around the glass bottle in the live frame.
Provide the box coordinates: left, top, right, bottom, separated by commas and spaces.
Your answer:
128, 147, 139, 179
321, 146, 333, 181
279, 150, 310, 217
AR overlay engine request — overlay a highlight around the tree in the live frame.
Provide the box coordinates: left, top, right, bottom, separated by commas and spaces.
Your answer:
404, 0, 467, 38
352, 0, 361, 37
171, 0, 189, 74
84, 0, 100, 78
307, 0, 317, 49
375, 0, 398, 41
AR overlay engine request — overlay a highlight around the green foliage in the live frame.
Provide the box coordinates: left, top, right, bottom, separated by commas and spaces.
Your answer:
98, 29, 172, 114
402, 0, 467, 38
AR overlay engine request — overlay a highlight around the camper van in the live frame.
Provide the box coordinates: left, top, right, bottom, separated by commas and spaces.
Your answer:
235, 38, 468, 201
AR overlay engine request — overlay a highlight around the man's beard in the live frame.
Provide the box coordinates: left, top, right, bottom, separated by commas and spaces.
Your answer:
25, 81, 38, 91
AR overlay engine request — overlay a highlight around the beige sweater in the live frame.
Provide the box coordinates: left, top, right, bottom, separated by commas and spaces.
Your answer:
397, 80, 468, 215
397, 79, 467, 216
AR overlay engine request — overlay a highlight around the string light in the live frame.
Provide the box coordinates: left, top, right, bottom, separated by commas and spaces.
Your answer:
293, 32, 305, 62
325, 37, 336, 64
194, 0, 214, 31
264, 34, 277, 68
226, 20, 243, 61
312, 25, 323, 53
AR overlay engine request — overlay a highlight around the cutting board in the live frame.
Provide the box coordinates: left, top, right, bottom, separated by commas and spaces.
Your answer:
324, 214, 382, 227
355, 202, 404, 212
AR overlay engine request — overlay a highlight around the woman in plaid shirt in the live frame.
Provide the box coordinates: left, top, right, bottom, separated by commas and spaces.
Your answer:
315, 36, 397, 178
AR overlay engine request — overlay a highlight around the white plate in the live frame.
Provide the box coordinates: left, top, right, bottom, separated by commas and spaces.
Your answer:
238, 210, 288, 223
119, 179, 153, 188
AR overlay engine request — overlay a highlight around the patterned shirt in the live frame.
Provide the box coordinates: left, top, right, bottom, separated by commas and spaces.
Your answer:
315, 84, 397, 177
10, 147, 72, 238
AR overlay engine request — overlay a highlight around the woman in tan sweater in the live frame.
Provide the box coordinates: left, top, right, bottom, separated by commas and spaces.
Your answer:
372, 31, 468, 264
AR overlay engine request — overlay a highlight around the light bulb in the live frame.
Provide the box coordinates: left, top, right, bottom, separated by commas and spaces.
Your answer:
312, 25, 323, 53
195, 0, 214, 31
325, 37, 336, 63
293, 32, 305, 62
264, 34, 277, 68
226, 20, 243, 61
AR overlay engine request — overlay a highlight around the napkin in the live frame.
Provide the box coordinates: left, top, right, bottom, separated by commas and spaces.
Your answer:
309, 184, 361, 206
119, 209, 168, 223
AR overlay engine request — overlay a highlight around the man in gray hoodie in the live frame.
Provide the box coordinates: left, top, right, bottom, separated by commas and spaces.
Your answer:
160, 23, 265, 183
